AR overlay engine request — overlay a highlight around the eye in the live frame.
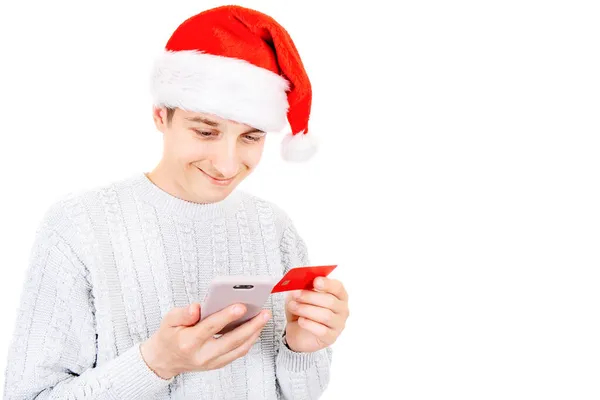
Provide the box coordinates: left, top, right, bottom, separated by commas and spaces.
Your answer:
193, 130, 217, 138
243, 134, 264, 143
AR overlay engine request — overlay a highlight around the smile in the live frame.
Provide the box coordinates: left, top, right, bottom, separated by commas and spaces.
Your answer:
196, 167, 236, 186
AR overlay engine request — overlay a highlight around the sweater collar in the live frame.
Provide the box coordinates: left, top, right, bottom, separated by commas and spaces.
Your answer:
129, 172, 242, 220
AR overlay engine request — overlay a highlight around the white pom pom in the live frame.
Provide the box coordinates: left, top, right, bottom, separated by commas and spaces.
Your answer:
280, 131, 318, 162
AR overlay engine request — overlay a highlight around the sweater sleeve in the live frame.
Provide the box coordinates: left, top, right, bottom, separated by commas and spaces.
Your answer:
276, 221, 333, 399
3, 223, 172, 399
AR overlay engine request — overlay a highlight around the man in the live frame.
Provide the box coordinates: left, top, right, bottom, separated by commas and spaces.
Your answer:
3, 5, 349, 399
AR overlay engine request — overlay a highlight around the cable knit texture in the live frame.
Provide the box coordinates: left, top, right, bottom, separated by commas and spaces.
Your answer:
3, 172, 332, 399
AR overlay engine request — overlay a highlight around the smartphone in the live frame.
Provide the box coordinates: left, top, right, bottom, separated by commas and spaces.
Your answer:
200, 275, 277, 334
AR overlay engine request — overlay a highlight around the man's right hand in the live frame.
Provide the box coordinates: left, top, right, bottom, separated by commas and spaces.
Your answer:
140, 303, 271, 379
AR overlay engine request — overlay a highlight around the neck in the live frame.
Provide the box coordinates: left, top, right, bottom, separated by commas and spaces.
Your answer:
146, 161, 210, 204
131, 168, 240, 221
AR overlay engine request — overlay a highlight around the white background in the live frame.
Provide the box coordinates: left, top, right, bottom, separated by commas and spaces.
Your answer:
1, 0, 599, 398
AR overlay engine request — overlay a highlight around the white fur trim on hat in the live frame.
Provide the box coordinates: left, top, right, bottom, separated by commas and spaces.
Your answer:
150, 50, 290, 133
281, 131, 318, 162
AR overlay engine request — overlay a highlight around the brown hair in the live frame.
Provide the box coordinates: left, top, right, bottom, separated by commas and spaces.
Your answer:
166, 107, 176, 125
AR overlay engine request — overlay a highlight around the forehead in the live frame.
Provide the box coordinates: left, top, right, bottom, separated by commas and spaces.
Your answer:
180, 109, 250, 129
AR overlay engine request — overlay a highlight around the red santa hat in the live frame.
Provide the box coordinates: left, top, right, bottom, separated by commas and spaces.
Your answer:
150, 5, 317, 162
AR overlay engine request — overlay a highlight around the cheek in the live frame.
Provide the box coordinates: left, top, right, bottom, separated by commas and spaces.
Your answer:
181, 146, 210, 163
242, 144, 265, 168
167, 135, 210, 162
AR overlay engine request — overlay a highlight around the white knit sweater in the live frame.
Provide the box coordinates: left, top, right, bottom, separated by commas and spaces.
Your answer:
3, 172, 332, 399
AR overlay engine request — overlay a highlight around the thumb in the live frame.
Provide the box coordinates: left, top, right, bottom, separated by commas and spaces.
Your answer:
164, 303, 201, 328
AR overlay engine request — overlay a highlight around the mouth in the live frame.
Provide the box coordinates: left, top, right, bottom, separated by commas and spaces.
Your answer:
196, 167, 236, 186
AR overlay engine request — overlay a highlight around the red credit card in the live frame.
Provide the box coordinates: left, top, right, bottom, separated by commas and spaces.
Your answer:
271, 265, 338, 293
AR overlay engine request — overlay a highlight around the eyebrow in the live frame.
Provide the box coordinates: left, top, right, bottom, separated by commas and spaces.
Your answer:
185, 116, 263, 134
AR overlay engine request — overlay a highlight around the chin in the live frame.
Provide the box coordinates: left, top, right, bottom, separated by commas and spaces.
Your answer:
199, 185, 231, 202
189, 165, 249, 203
195, 180, 239, 203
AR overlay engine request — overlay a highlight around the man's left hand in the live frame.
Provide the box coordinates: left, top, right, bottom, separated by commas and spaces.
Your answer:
284, 277, 349, 353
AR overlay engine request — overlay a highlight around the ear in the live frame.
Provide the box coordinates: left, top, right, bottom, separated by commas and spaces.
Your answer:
152, 106, 169, 133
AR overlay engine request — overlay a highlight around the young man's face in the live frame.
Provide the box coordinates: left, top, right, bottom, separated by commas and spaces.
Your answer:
151, 107, 266, 204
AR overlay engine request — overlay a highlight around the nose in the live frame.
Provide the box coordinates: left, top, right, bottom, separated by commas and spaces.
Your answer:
210, 137, 240, 178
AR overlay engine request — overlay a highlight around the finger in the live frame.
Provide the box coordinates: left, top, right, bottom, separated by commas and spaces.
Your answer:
210, 323, 264, 368
213, 310, 271, 354
164, 303, 202, 328
287, 301, 341, 330
297, 316, 338, 345
290, 290, 345, 314
192, 303, 247, 342
285, 292, 299, 323
314, 278, 348, 302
